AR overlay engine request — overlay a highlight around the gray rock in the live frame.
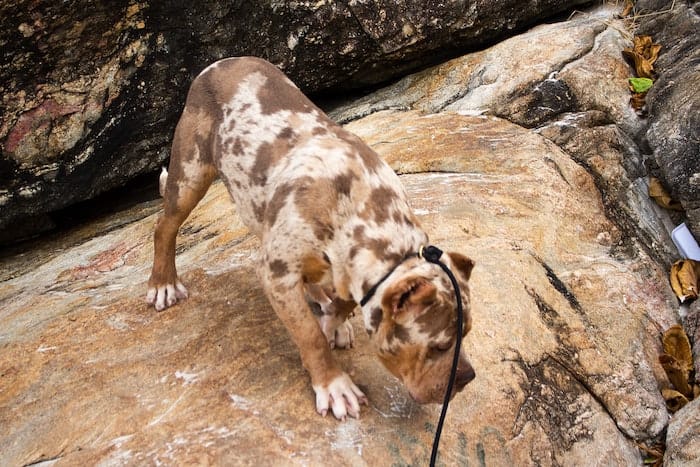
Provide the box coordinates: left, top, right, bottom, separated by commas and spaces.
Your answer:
0, 0, 593, 243
664, 397, 700, 466
636, 0, 700, 238
329, 4, 680, 266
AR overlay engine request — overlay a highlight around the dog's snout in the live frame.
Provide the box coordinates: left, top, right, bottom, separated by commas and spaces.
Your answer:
456, 364, 476, 389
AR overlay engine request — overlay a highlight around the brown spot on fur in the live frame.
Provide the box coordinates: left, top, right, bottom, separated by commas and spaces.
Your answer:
331, 297, 358, 322
252, 128, 299, 186
252, 201, 266, 223
352, 225, 401, 270
265, 182, 294, 228
279, 126, 296, 140
269, 259, 289, 278
294, 177, 338, 242
370, 306, 383, 332
389, 323, 411, 343
416, 301, 455, 339
359, 187, 399, 224
337, 129, 382, 173
301, 254, 330, 284
368, 238, 401, 264
333, 171, 356, 196
256, 72, 314, 116
353, 225, 366, 241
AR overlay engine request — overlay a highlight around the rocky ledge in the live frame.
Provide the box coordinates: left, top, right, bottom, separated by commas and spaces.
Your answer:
1, 2, 699, 466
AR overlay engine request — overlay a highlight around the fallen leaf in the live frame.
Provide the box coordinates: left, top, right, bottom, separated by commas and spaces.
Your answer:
633, 35, 661, 67
670, 260, 699, 302
629, 77, 653, 93
622, 35, 661, 79
620, 0, 634, 18
662, 324, 694, 373
630, 92, 647, 112
638, 441, 664, 467
660, 353, 693, 398
622, 49, 654, 79
649, 177, 684, 210
661, 388, 689, 413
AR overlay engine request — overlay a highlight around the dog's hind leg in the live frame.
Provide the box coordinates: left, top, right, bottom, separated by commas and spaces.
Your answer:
146, 107, 217, 311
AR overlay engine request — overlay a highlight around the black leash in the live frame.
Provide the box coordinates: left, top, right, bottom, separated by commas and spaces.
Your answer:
420, 245, 463, 467
359, 245, 465, 466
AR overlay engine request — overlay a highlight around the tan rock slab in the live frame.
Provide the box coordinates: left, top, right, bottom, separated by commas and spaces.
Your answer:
1, 110, 676, 465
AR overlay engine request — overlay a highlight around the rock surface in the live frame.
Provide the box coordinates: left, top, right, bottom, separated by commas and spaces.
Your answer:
665, 397, 700, 466
636, 0, 700, 239
0, 0, 592, 243
330, 6, 679, 267
0, 107, 676, 465
0, 3, 689, 466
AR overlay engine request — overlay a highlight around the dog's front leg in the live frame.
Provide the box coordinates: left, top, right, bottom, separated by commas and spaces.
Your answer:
264, 276, 367, 420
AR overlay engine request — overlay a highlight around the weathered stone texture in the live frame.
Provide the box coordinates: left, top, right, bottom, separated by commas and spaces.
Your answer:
0, 0, 593, 243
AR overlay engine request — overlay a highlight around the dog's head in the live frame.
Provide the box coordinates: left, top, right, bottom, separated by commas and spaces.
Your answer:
371, 252, 475, 404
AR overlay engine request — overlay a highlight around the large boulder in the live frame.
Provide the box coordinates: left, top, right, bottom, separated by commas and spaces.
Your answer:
0, 5, 684, 463
664, 397, 700, 466
0, 109, 675, 466
329, 5, 679, 266
0, 0, 593, 243
636, 0, 700, 238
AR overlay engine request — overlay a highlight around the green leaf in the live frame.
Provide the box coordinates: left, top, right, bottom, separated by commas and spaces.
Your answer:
629, 77, 653, 93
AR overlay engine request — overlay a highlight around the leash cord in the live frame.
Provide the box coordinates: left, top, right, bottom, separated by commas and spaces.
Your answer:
420, 246, 464, 467
357, 244, 464, 466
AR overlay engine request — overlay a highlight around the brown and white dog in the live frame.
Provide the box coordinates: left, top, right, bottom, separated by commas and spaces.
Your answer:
146, 57, 475, 420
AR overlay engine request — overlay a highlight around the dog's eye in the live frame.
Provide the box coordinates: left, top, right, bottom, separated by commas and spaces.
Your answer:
429, 341, 452, 356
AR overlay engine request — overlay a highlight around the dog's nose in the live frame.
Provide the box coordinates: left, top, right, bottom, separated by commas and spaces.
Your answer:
455, 365, 475, 389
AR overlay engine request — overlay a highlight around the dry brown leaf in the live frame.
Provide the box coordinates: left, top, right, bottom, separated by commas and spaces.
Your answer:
629, 91, 647, 111
622, 35, 661, 79
634, 35, 661, 66
637, 441, 665, 467
660, 353, 693, 397
648, 177, 683, 210
670, 260, 699, 302
620, 0, 635, 18
663, 324, 694, 372
662, 388, 689, 412
622, 49, 654, 79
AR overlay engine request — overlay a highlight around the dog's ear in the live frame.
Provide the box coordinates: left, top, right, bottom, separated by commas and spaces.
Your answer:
382, 277, 437, 316
447, 252, 474, 281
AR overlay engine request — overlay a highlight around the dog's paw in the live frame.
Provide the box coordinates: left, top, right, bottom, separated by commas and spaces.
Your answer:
318, 315, 355, 350
146, 281, 188, 311
313, 373, 368, 421
333, 320, 355, 349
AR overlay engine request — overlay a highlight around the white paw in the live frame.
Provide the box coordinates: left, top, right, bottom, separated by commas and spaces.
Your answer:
146, 281, 188, 311
333, 320, 355, 349
313, 373, 367, 420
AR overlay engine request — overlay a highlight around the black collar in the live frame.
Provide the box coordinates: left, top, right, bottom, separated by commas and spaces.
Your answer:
359, 251, 418, 307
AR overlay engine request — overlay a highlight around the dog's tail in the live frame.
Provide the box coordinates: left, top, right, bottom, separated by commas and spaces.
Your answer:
158, 167, 168, 197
